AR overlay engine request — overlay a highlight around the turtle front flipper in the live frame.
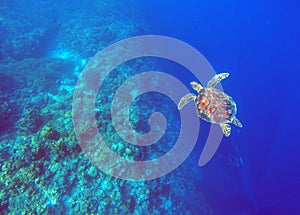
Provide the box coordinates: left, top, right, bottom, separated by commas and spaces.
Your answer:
232, 117, 243, 128
178, 93, 196, 110
207, 73, 229, 88
220, 123, 231, 137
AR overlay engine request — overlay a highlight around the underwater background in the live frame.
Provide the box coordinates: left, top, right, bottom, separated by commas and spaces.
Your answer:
0, 0, 299, 214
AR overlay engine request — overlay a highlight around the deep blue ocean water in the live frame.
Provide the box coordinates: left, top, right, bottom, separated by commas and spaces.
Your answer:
0, 0, 299, 214
141, 1, 300, 213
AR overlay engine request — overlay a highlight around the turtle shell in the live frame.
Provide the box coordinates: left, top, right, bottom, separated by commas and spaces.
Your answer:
196, 87, 237, 124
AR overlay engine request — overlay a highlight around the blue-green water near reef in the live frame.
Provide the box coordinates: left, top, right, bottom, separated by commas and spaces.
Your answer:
1, 0, 300, 214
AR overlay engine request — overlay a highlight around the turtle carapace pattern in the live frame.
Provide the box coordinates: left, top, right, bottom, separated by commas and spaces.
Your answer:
178, 73, 242, 137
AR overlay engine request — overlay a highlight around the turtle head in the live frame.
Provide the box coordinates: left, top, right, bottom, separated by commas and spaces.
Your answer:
190, 81, 202, 93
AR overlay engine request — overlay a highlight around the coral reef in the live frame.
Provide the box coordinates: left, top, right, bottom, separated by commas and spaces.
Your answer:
0, 1, 58, 60
0, 1, 145, 62
0, 96, 18, 133
0, 55, 213, 214
0, 1, 214, 214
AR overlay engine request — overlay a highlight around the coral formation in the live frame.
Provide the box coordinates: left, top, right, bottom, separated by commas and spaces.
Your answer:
0, 1, 215, 214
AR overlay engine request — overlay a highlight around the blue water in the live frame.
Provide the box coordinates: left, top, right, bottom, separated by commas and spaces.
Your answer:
140, 1, 300, 213
1, 0, 299, 214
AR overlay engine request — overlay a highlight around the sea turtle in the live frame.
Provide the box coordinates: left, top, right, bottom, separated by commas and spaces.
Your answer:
178, 73, 242, 137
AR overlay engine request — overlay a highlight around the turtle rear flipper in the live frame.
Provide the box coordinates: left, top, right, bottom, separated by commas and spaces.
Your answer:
220, 123, 231, 137
207, 73, 229, 88
178, 93, 196, 110
232, 117, 243, 127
